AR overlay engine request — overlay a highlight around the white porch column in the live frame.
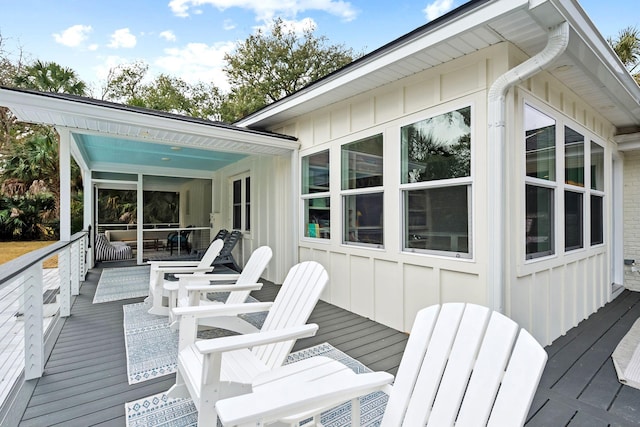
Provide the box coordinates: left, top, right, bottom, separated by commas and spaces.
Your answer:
24, 265, 44, 380
84, 171, 95, 268
137, 174, 144, 264
58, 128, 71, 241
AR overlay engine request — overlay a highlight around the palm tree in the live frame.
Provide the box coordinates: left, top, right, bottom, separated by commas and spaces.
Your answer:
608, 26, 640, 84
13, 60, 87, 95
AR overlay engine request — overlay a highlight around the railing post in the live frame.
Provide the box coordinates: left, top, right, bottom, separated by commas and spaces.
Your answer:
23, 265, 44, 380
58, 248, 71, 317
70, 242, 80, 296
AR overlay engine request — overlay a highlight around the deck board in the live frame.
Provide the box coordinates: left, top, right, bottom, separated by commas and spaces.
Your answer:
14, 262, 640, 426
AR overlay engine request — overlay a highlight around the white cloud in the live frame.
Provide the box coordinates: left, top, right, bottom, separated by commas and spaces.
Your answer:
223, 19, 236, 30
52, 24, 92, 47
108, 28, 137, 48
88, 44, 99, 51
155, 41, 236, 91
423, 0, 454, 21
160, 30, 177, 42
168, 0, 358, 22
254, 17, 316, 37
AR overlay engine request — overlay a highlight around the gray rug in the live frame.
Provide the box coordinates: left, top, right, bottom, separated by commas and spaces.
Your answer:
93, 266, 150, 303
123, 298, 267, 384
124, 342, 388, 427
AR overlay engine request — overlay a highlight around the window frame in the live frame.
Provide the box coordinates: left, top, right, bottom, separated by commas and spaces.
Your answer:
523, 100, 606, 263
230, 172, 251, 233
340, 134, 385, 248
301, 149, 331, 240
399, 104, 473, 259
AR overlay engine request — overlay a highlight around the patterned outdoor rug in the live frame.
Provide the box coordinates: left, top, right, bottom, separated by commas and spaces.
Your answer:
93, 266, 150, 303
124, 342, 388, 427
123, 298, 267, 384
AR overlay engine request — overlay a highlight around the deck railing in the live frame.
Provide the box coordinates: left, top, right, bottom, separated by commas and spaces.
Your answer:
0, 231, 88, 424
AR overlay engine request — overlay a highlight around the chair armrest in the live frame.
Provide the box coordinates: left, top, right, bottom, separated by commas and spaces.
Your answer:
173, 272, 241, 282
147, 260, 200, 267
154, 266, 213, 274
184, 283, 263, 293
172, 301, 273, 319
215, 371, 394, 426
195, 323, 319, 355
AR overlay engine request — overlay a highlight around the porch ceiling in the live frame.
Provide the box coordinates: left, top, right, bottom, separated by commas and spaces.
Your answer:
0, 87, 299, 177
237, 0, 640, 133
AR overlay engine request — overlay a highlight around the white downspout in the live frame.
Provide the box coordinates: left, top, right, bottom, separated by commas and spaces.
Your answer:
487, 22, 569, 313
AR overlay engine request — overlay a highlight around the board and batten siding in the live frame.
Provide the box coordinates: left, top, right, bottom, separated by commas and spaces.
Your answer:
269, 46, 504, 333
623, 151, 640, 291
506, 41, 617, 345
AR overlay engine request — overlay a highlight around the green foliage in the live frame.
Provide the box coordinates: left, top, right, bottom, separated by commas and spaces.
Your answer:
0, 192, 56, 240
609, 26, 640, 84
220, 18, 358, 122
13, 59, 87, 95
102, 63, 222, 120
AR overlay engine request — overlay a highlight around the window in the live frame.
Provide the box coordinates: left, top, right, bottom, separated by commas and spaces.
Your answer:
524, 103, 606, 258
231, 174, 250, 232
590, 141, 604, 245
525, 104, 556, 259
401, 106, 471, 256
302, 150, 330, 238
342, 135, 384, 246
564, 126, 585, 251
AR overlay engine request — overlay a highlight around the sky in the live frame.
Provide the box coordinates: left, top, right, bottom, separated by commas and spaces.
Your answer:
0, 0, 637, 96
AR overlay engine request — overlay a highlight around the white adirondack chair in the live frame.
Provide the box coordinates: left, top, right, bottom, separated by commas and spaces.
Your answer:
166, 261, 328, 426
146, 238, 224, 315
214, 303, 548, 427
166, 246, 273, 333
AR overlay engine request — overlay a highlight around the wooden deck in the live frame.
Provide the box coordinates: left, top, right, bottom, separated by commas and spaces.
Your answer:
14, 262, 640, 426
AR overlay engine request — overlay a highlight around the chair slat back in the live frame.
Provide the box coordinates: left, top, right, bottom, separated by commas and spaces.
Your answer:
253, 261, 328, 369
381, 303, 546, 427
225, 246, 272, 304
198, 239, 224, 268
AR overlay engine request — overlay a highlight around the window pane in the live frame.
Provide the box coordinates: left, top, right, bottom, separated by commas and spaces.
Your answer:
233, 179, 241, 204
233, 205, 241, 229
343, 193, 383, 245
565, 127, 584, 187
401, 106, 471, 183
245, 177, 250, 231
341, 135, 383, 190
526, 185, 554, 258
302, 150, 329, 194
405, 186, 469, 254
525, 105, 556, 181
304, 197, 330, 238
565, 191, 583, 251
591, 195, 604, 245
591, 141, 604, 191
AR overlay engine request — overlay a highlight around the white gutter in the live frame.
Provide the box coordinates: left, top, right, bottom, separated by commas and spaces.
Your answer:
487, 21, 569, 313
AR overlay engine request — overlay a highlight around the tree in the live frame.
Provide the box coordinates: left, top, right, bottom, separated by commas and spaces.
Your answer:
102, 62, 222, 120
609, 26, 640, 84
220, 18, 359, 122
13, 59, 87, 95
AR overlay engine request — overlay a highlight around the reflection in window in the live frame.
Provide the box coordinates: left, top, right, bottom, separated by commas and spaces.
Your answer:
405, 186, 470, 254
342, 135, 383, 190
526, 185, 554, 259
565, 191, 583, 251
565, 127, 584, 187
302, 150, 330, 239
591, 195, 603, 245
341, 135, 384, 247
591, 141, 604, 191
525, 106, 556, 181
401, 106, 470, 183
343, 193, 383, 246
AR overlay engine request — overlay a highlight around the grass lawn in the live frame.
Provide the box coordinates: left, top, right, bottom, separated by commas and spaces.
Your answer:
0, 241, 58, 268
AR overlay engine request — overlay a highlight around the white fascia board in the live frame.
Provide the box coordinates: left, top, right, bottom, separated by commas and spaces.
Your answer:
237, 0, 529, 127
0, 88, 298, 152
